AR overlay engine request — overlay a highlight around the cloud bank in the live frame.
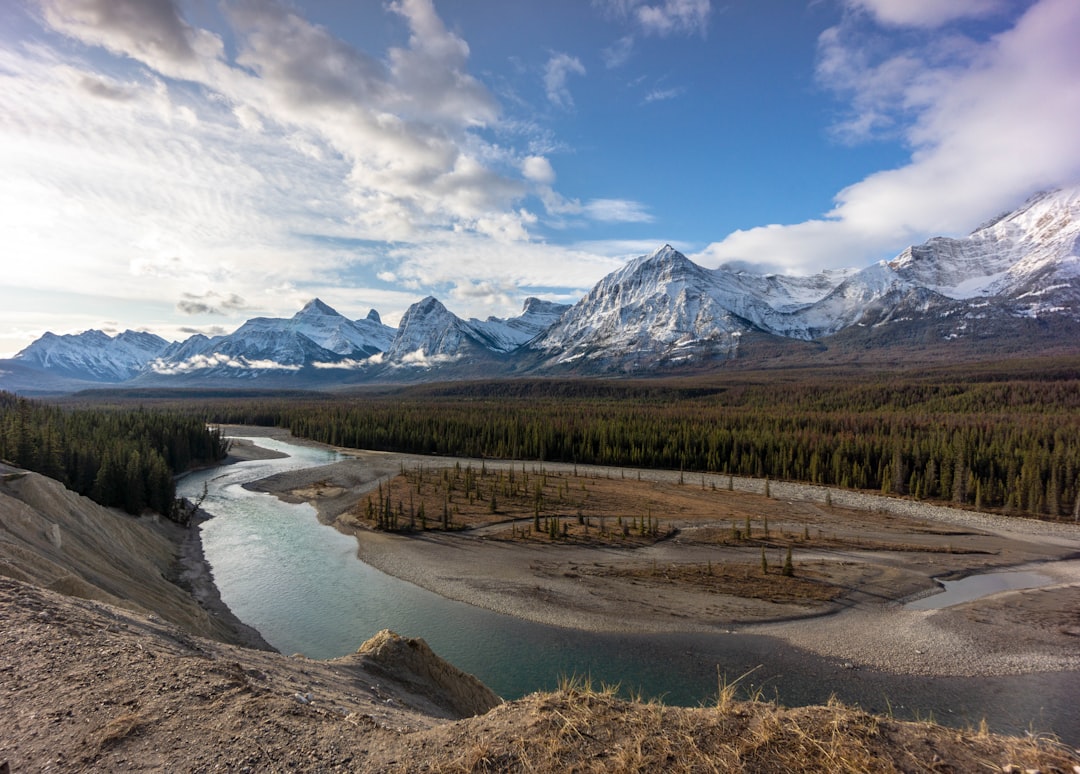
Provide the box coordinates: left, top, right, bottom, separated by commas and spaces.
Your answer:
698, 0, 1080, 274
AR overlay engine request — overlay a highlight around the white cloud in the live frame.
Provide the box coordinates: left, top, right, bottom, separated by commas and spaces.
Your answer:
636, 0, 711, 36
602, 35, 634, 68
584, 199, 655, 223
845, 0, 1006, 28
699, 0, 1080, 274
396, 348, 461, 368
544, 52, 586, 109
149, 352, 301, 374
643, 86, 685, 103
594, 0, 710, 37
522, 155, 556, 185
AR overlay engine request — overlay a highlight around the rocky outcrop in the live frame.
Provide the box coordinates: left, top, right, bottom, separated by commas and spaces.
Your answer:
352, 629, 501, 718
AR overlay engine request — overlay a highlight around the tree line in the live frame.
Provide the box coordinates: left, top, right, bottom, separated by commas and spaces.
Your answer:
0, 391, 228, 517
190, 370, 1080, 521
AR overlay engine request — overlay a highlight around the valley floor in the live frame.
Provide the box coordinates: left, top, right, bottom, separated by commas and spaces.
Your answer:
227, 426, 1080, 680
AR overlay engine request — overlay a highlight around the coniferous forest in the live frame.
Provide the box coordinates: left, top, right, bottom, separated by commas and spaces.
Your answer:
8, 359, 1080, 522
183, 361, 1080, 521
0, 391, 228, 517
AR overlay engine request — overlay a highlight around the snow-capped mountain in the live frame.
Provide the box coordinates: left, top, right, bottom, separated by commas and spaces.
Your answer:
146, 299, 394, 377
532, 188, 1080, 368
783, 188, 1080, 341
14, 329, 168, 382
384, 296, 491, 366
531, 246, 752, 369
468, 298, 570, 353
4, 186, 1079, 392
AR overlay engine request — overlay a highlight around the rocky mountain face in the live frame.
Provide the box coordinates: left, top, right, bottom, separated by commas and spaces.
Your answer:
5, 187, 1079, 390
529, 188, 1080, 369
13, 329, 169, 382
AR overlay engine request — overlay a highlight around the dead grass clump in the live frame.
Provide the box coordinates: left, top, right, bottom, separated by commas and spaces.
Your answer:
97, 712, 147, 749
408, 683, 1080, 774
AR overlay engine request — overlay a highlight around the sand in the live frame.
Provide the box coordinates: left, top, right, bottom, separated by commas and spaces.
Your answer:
223, 427, 1080, 678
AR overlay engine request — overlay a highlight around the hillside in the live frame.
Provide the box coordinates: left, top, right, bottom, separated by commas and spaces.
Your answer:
1, 459, 1079, 771
4, 578, 1079, 773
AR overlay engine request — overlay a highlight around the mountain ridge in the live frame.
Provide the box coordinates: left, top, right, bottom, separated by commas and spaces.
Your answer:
5, 186, 1080, 391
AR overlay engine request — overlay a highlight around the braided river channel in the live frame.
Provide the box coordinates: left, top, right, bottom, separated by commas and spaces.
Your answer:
178, 435, 1080, 743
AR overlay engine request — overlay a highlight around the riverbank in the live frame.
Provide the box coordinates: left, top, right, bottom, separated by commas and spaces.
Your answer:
227, 426, 1080, 679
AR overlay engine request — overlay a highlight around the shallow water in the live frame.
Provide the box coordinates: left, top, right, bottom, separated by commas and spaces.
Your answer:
906, 570, 1056, 611
179, 437, 1080, 743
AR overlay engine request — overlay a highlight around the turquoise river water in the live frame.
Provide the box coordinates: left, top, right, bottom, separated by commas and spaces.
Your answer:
177, 436, 1080, 743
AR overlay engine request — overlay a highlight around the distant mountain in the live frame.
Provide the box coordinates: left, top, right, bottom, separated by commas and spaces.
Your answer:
529, 246, 751, 370
529, 188, 1080, 369
3, 187, 1079, 393
145, 299, 395, 379
13, 329, 168, 382
468, 298, 570, 353
384, 296, 489, 366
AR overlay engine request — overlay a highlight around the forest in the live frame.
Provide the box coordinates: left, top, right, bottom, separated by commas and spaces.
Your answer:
0, 391, 228, 517
173, 361, 1080, 521
12, 359, 1080, 522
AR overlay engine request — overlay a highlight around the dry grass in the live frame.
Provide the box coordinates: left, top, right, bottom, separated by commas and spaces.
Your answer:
97, 712, 147, 749
403, 680, 1080, 774
591, 561, 843, 603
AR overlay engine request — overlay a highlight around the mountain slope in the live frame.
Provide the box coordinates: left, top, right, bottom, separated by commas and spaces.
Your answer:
468, 297, 570, 353
146, 298, 395, 379
14, 329, 169, 382
5, 187, 1080, 390
385, 296, 494, 366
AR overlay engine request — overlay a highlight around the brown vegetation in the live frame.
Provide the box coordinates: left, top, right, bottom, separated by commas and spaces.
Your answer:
4, 578, 1077, 773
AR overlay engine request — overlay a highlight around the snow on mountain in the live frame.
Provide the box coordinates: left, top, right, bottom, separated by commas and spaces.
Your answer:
385, 296, 486, 366
533, 188, 1080, 367
887, 188, 1080, 309
15, 329, 169, 382
148, 298, 394, 375
531, 245, 756, 368
8, 187, 1079, 390
467, 298, 570, 353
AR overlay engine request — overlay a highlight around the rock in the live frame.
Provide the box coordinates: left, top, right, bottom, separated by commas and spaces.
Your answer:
353, 629, 501, 718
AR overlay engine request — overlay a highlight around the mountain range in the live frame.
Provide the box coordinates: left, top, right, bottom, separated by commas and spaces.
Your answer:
4, 187, 1079, 393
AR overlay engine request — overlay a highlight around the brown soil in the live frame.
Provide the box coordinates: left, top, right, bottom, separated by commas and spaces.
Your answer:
3, 430, 1080, 770
3, 577, 1078, 774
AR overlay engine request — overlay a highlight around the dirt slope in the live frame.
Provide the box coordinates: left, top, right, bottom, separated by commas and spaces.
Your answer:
2, 577, 1077, 773
0, 463, 261, 648
1, 459, 1078, 772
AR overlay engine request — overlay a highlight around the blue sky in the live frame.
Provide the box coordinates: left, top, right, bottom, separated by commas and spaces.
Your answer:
1, 0, 1079, 357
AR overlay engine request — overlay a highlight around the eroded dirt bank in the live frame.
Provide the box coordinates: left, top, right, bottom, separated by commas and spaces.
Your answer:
3, 577, 1077, 773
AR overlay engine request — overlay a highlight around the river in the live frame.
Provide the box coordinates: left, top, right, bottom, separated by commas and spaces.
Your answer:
178, 436, 1080, 743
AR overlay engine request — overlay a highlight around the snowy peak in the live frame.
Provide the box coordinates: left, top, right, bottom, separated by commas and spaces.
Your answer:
7, 186, 1079, 389
146, 297, 396, 377
287, 298, 394, 356
297, 297, 340, 318
386, 296, 483, 365
885, 187, 1080, 302
468, 297, 570, 353
532, 245, 751, 369
15, 329, 169, 382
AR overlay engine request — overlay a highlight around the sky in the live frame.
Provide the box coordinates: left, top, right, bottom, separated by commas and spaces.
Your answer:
1, 0, 1079, 357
